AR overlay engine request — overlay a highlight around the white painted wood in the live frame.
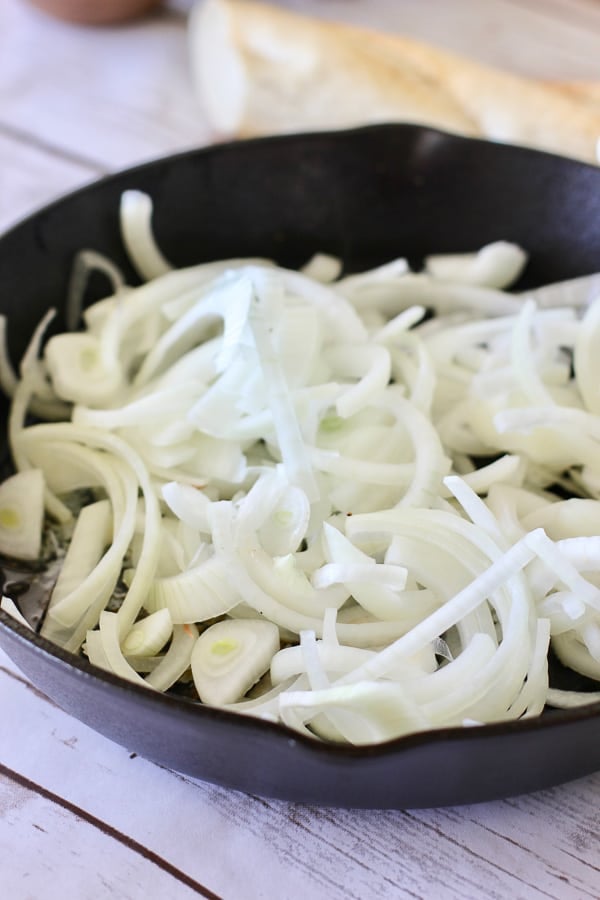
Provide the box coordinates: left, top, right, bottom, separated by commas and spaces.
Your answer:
1, 651, 599, 899
0, 1, 599, 897
0, 131, 99, 233
275, 0, 600, 79
0, 0, 210, 216
0, 771, 202, 900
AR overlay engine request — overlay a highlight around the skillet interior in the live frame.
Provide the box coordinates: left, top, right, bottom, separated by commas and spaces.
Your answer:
1, 124, 600, 808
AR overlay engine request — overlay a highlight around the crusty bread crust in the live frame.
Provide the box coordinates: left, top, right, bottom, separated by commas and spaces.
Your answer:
549, 81, 600, 112
190, 0, 600, 163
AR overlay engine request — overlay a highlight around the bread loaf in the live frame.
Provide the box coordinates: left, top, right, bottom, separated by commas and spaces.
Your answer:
189, 0, 600, 163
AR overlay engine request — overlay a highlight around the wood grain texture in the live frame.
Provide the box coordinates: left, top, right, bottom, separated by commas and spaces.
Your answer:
0, 1, 600, 897
0, 770, 208, 900
1, 653, 599, 900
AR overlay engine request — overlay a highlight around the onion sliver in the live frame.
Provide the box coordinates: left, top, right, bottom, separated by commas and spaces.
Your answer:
3, 206, 600, 744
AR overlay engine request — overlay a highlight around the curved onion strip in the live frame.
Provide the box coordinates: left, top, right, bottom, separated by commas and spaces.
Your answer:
41, 445, 136, 630
42, 500, 112, 641
145, 624, 199, 691
210, 501, 412, 647
334, 530, 540, 686
94, 610, 152, 687
574, 296, 600, 414
425, 242, 527, 289
16, 423, 161, 638
66, 249, 126, 331
120, 190, 172, 281
6, 220, 600, 739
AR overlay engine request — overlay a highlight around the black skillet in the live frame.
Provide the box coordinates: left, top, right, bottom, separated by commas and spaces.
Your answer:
1, 124, 599, 808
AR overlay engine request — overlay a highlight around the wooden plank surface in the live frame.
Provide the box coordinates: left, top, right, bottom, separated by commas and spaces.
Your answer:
1, 1, 600, 897
278, 0, 600, 79
2, 651, 599, 900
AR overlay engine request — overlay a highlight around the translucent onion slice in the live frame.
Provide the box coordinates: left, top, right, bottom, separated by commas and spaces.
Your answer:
120, 190, 171, 281
9, 218, 600, 740
249, 270, 319, 502
121, 608, 173, 657
17, 422, 161, 638
95, 610, 152, 688
0, 469, 44, 560
238, 544, 349, 618
574, 295, 600, 415
144, 556, 241, 623
161, 481, 212, 532
1, 596, 32, 629
42, 499, 112, 639
552, 631, 600, 680
257, 484, 310, 556
279, 680, 430, 745
300, 253, 342, 284
334, 530, 541, 686
425, 242, 527, 289
0, 316, 17, 397
335, 257, 409, 297
326, 344, 391, 419
38, 446, 137, 631
146, 624, 199, 691
546, 687, 600, 708
45, 333, 124, 407
66, 249, 126, 331
191, 618, 280, 706
271, 642, 374, 686
345, 274, 522, 317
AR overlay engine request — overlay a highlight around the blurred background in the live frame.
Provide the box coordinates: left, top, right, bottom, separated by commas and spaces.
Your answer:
0, 0, 599, 230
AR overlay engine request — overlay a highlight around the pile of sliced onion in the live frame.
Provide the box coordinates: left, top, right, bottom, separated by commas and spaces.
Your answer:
2, 189, 600, 746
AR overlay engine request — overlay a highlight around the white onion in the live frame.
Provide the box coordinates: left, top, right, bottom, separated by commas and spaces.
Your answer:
2, 191, 599, 746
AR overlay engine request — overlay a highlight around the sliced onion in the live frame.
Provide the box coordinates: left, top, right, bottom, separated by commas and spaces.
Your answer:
4, 213, 600, 744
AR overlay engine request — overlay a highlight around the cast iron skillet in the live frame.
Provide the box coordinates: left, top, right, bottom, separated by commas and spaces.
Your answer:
1, 125, 600, 809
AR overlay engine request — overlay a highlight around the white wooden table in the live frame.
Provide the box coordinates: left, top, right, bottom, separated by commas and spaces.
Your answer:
1, 1, 599, 897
